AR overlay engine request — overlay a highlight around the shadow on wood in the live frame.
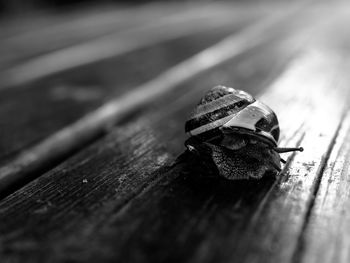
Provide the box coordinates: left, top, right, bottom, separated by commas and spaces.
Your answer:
87, 151, 279, 263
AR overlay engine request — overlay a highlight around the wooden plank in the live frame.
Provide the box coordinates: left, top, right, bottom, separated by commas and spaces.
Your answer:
0, 5, 307, 196
290, 15, 350, 263
0, 29, 304, 262
295, 112, 350, 263
0, 119, 175, 262
293, 13, 350, 260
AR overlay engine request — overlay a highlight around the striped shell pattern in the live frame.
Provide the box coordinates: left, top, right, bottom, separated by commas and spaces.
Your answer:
185, 86, 280, 146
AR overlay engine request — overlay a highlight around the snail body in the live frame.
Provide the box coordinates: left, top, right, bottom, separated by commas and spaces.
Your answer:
184, 86, 302, 180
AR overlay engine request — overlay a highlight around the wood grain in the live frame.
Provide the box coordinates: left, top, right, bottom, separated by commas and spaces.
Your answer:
296, 106, 350, 263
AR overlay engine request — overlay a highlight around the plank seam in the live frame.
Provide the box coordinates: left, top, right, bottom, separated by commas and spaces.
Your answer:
290, 109, 348, 263
249, 128, 306, 225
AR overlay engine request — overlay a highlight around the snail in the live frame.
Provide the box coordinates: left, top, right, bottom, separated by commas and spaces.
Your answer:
184, 86, 303, 180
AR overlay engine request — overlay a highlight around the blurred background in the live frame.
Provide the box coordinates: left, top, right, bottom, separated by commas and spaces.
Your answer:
1, 0, 209, 14
0, 0, 147, 14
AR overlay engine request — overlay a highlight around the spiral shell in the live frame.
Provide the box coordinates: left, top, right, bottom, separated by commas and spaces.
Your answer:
184, 86, 283, 180
185, 86, 280, 147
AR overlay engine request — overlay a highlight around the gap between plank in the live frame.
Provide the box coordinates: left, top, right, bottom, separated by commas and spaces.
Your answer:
249, 129, 306, 225
0, 2, 309, 198
290, 109, 349, 263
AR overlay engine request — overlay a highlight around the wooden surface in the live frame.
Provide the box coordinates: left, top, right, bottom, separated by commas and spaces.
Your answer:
1, 1, 350, 263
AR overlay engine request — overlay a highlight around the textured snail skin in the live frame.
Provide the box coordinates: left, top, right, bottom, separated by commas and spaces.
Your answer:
185, 136, 281, 180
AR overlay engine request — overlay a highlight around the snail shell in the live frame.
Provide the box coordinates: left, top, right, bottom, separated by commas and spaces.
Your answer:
184, 86, 282, 180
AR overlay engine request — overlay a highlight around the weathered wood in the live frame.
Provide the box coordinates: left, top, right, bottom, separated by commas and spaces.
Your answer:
0, 6, 306, 196
0, 119, 175, 263
295, 108, 350, 263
